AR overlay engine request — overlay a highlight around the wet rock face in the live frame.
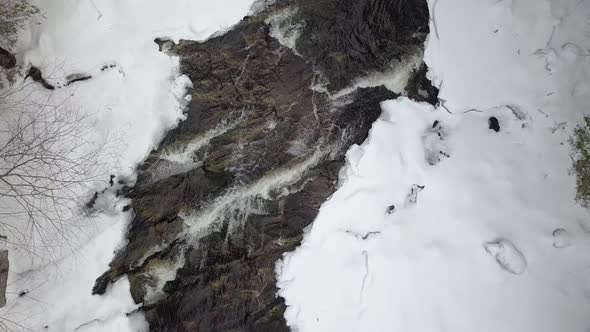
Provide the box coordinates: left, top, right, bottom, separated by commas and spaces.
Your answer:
94, 0, 437, 331
295, 0, 430, 92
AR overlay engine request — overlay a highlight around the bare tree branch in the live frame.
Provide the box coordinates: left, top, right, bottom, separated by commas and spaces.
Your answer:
0, 86, 107, 262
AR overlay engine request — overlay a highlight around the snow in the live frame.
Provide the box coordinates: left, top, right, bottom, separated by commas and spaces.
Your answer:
5, 0, 590, 330
484, 238, 528, 275
17, 0, 255, 174
552, 228, 572, 248
2, 0, 254, 331
277, 0, 590, 331
4, 214, 147, 332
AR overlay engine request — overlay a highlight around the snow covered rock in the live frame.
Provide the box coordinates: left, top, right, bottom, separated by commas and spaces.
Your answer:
154, 37, 175, 52
405, 184, 426, 206
552, 228, 571, 249
423, 120, 449, 165
484, 239, 527, 275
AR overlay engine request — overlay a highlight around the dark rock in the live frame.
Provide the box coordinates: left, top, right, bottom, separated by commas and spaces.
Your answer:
0, 46, 16, 69
386, 204, 396, 214
100, 63, 117, 71
85, 192, 99, 209
489, 116, 500, 132
94, 0, 437, 331
25, 66, 42, 80
25, 66, 55, 90
406, 184, 425, 206
0, 250, 8, 308
406, 63, 440, 104
295, 0, 430, 92
65, 73, 92, 86
154, 37, 175, 52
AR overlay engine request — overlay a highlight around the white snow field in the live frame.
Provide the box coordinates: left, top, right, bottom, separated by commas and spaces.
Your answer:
2, 0, 254, 331
276, 0, 590, 331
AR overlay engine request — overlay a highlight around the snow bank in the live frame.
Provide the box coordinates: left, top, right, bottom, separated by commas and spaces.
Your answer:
17, 0, 255, 175
277, 0, 590, 331
3, 214, 147, 331
3, 0, 254, 330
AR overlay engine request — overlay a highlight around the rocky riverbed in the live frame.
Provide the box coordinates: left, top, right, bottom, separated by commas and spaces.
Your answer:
93, 0, 438, 330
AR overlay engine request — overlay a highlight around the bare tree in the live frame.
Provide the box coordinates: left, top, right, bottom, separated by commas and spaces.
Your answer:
0, 2, 111, 330
0, 77, 112, 327
0, 90, 105, 262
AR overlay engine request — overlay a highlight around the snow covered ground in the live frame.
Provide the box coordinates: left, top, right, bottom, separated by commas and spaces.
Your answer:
277, 0, 590, 331
2, 0, 253, 331
4, 0, 590, 331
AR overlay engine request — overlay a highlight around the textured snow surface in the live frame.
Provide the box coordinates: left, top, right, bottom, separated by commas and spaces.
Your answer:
3, 0, 253, 331
277, 0, 590, 331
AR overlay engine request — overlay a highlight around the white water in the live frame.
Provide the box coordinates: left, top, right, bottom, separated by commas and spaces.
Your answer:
266, 7, 303, 56
182, 147, 327, 237
136, 147, 329, 301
